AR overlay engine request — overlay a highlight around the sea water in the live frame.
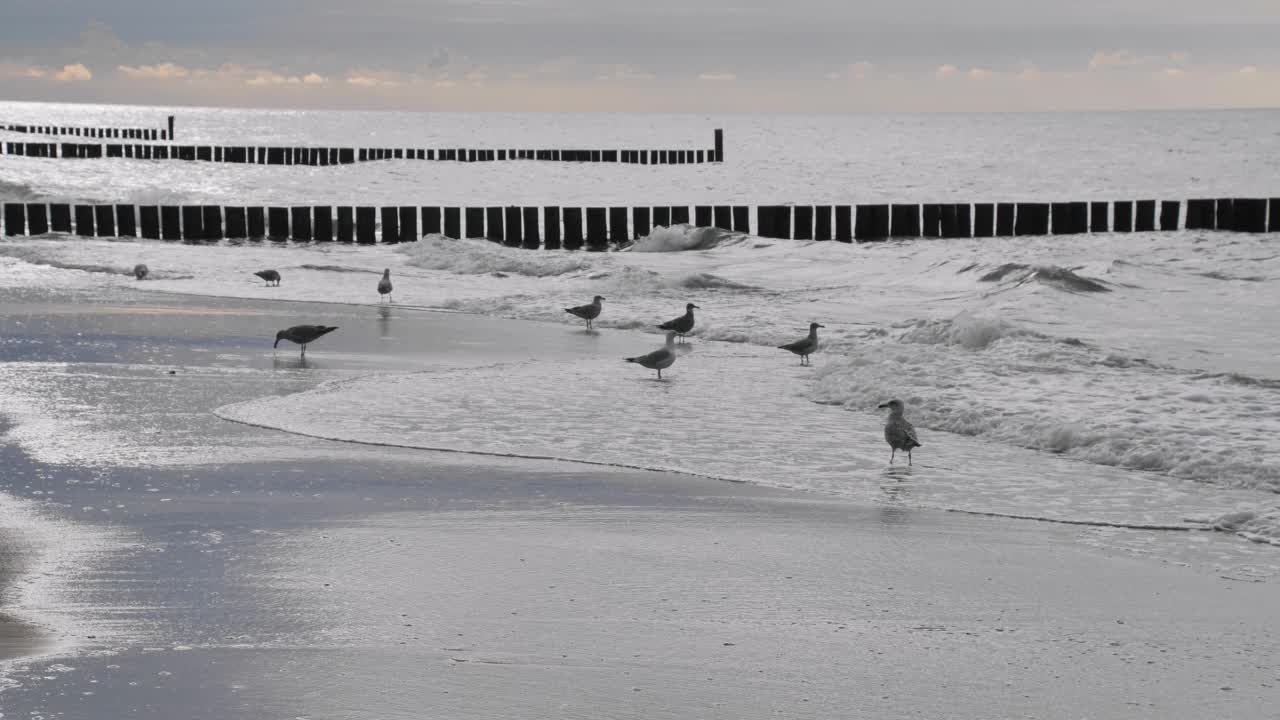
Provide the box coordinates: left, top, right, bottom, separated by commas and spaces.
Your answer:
1, 101, 1279, 545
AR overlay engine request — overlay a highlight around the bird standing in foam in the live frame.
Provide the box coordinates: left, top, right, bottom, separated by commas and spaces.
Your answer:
658, 303, 699, 343
878, 399, 922, 465
778, 322, 824, 365
565, 295, 605, 329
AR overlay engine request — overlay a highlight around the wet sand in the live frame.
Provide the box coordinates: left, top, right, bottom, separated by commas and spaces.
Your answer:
1, 289, 1278, 718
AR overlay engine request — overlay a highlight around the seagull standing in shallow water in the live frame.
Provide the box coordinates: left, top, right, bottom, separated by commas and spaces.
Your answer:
626, 331, 678, 379
657, 303, 699, 343
565, 295, 605, 329
377, 269, 393, 303
878, 399, 922, 466
274, 325, 338, 358
778, 322, 824, 365
254, 269, 281, 286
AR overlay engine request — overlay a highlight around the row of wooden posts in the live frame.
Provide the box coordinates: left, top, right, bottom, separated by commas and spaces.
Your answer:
3, 198, 1276, 245
1, 129, 725, 165
2, 116, 174, 141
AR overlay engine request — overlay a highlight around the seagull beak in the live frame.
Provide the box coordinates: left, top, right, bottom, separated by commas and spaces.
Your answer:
877, 402, 888, 409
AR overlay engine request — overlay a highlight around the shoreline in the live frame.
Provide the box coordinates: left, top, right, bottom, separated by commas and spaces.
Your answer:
0, 290, 1279, 716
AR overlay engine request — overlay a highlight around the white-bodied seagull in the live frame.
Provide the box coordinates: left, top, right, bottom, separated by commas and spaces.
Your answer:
626, 331, 678, 379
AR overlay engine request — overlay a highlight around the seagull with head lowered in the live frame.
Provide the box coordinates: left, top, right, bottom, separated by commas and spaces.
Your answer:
657, 303, 699, 343
274, 325, 338, 358
626, 331, 678, 379
133, 263, 149, 280
877, 399, 922, 466
565, 295, 605, 329
778, 322, 824, 365
254, 269, 281, 286
377, 269, 393, 303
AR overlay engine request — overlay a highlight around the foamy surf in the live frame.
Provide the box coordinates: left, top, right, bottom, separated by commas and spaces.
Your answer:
212, 340, 1276, 543
3, 220, 1280, 547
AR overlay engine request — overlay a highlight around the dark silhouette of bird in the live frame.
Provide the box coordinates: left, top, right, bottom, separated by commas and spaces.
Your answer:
778, 322, 824, 365
626, 332, 678, 379
565, 295, 605, 329
133, 263, 149, 280
274, 325, 338, 357
657, 303, 699, 343
254, 269, 281, 286
377, 269, 393, 303
878, 399, 922, 466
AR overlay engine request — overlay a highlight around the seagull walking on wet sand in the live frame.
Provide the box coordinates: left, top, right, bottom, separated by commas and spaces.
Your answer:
377, 269, 393, 303
274, 325, 338, 358
878, 399, 922, 466
133, 263, 149, 280
254, 269, 281, 286
657, 303, 699, 343
626, 331, 678, 379
565, 295, 605, 329
778, 322, 824, 365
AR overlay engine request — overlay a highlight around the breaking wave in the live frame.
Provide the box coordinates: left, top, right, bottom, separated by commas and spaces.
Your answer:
399, 234, 593, 277
977, 263, 1111, 292
628, 224, 741, 252
0, 179, 40, 203
812, 311, 1280, 492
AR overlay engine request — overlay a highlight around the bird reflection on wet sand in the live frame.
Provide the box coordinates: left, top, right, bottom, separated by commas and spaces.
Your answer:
377, 305, 393, 339
273, 354, 313, 370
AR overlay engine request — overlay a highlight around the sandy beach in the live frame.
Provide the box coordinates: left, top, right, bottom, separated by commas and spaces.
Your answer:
0, 289, 1277, 718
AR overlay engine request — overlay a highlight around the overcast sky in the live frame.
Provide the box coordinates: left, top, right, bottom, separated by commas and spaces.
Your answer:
2, 0, 1278, 112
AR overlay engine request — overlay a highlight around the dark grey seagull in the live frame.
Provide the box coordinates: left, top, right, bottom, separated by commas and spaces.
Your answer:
274, 325, 338, 357
778, 322, 824, 365
877, 399, 922, 466
133, 263, 149, 280
626, 331, 678, 379
254, 269, 281, 286
657, 303, 699, 343
377, 269, 393, 303
565, 295, 605, 329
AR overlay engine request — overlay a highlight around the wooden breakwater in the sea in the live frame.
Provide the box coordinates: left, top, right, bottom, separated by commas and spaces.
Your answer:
2, 115, 174, 141
3, 198, 1275, 244
0, 129, 725, 165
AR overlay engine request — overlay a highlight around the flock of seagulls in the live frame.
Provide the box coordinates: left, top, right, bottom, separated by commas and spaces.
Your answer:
263, 271, 921, 465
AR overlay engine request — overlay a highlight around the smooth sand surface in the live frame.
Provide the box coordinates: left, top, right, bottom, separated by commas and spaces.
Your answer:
0, 290, 1277, 719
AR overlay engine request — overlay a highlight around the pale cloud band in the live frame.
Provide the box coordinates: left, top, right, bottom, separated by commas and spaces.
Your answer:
0, 7, 1278, 112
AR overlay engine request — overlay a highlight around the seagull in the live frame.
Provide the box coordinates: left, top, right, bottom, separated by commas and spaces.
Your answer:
877, 399, 922, 466
778, 322, 824, 365
657, 303, 699, 343
564, 295, 605, 329
626, 331, 678, 379
377, 269, 393, 303
133, 263, 149, 280
254, 269, 281, 286
274, 325, 338, 357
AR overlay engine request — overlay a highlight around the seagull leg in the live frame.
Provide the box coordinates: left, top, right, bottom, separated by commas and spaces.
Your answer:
907, 450, 913, 467
889, 449, 896, 464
